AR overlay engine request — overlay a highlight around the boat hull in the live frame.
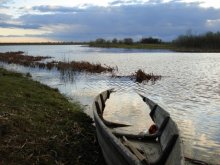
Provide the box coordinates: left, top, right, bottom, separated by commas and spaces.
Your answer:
93, 90, 184, 165
93, 90, 141, 165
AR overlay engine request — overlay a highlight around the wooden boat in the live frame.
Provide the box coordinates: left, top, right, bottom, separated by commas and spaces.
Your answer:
93, 89, 185, 165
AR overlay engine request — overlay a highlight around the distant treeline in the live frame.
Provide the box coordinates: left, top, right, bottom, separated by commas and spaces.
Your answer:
90, 37, 162, 45
172, 31, 220, 51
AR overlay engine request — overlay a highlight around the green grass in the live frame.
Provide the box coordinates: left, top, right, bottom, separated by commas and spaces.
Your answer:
0, 68, 104, 165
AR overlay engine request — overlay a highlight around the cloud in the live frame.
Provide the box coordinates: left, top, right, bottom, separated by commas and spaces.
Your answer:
109, 0, 147, 6
0, 14, 20, 29
0, 0, 8, 5
0, 13, 41, 30
0, 1, 9, 11
2, 1, 220, 41
206, 19, 220, 28
0, 0, 13, 9
0, 14, 11, 21
31, 5, 84, 13
205, 19, 220, 32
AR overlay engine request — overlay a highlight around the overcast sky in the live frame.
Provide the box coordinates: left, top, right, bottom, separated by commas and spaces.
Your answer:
1, 0, 220, 42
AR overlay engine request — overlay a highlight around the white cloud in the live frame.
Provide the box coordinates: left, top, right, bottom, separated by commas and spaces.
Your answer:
9, 0, 220, 8
200, 0, 220, 8
178, 0, 220, 8
0, 0, 9, 5
206, 19, 220, 27
12, 0, 110, 8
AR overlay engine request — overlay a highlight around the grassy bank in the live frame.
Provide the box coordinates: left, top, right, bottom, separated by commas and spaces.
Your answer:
0, 68, 104, 165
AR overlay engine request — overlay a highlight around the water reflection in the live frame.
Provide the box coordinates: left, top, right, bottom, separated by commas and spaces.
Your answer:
104, 91, 154, 134
1, 45, 220, 164
59, 69, 78, 83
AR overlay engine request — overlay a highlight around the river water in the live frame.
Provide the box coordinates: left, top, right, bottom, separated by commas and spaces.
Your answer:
0, 45, 220, 164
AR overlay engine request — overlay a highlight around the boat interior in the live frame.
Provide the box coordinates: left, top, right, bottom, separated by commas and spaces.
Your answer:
93, 90, 184, 165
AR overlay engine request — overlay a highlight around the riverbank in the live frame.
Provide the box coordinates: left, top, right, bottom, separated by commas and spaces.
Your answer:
0, 68, 105, 165
88, 42, 220, 52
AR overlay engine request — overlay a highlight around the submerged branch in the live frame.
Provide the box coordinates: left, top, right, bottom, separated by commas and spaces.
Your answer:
133, 69, 161, 83
111, 69, 161, 83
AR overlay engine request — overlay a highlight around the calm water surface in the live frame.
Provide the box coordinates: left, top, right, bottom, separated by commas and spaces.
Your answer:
0, 45, 220, 164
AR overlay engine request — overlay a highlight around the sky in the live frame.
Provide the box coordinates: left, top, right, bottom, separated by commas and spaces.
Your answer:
0, 0, 220, 42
